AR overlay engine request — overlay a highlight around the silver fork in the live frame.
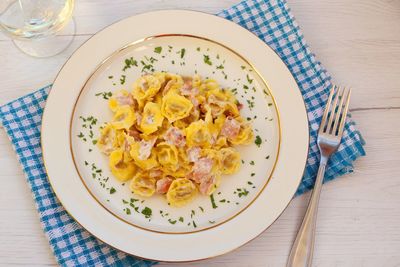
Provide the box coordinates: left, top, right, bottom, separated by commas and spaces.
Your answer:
286, 86, 352, 267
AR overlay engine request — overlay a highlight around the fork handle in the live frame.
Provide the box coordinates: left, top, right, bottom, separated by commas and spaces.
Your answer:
286, 160, 327, 267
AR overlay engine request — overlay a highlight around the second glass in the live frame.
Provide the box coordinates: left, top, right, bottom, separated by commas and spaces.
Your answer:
0, 0, 76, 57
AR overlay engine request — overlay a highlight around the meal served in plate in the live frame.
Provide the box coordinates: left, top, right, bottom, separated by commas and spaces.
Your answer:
97, 72, 254, 207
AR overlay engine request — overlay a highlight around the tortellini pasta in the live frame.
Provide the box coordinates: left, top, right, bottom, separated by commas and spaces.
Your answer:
185, 120, 212, 148
109, 150, 136, 182
140, 102, 164, 134
97, 72, 254, 207
155, 142, 179, 171
112, 106, 136, 130
219, 147, 241, 174
132, 74, 164, 105
161, 92, 193, 122
166, 178, 197, 207
130, 172, 156, 197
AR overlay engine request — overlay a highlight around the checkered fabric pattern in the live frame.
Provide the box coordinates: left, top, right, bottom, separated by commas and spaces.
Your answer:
0, 0, 365, 266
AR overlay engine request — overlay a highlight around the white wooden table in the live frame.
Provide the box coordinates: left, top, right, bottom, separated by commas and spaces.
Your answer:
1, 0, 399, 266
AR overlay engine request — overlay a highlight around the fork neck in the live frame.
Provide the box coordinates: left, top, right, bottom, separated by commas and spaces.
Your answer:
320, 154, 329, 166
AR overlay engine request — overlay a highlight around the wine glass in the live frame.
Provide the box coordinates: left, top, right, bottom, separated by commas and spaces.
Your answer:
0, 0, 76, 57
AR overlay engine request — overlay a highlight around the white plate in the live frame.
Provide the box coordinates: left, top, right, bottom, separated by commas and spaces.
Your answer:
42, 10, 308, 262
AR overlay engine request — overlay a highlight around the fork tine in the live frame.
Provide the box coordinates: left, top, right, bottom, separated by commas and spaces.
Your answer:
332, 87, 348, 135
326, 86, 343, 134
337, 88, 352, 137
319, 85, 336, 134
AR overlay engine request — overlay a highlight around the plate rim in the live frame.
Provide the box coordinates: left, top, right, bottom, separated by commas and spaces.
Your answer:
41, 9, 309, 262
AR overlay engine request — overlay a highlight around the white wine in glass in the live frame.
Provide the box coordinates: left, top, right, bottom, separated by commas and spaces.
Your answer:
0, 0, 75, 57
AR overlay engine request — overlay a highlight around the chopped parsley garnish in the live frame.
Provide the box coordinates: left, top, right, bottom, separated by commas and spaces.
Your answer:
209, 220, 215, 224
79, 115, 98, 127
141, 207, 152, 218
154, 46, 162, 53
246, 74, 253, 84
168, 219, 177, 224
84, 161, 88, 166
243, 85, 249, 90
122, 57, 138, 71
120, 75, 126, 85
241, 65, 246, 70
235, 187, 250, 197
92, 140, 97, 145
247, 181, 253, 185
108, 75, 113, 79
203, 55, 212, 65
140, 56, 157, 72
216, 64, 224, 69
238, 188, 249, 197
266, 155, 270, 159
255, 135, 262, 147
246, 99, 255, 109
180, 48, 186, 58
125, 208, 131, 215
250, 160, 255, 165
210, 194, 218, 209
251, 173, 255, 177
192, 221, 197, 228
179, 217, 184, 222
199, 206, 204, 212
196, 47, 200, 51
122, 199, 128, 204
219, 199, 226, 203
263, 89, 269, 96
110, 187, 116, 194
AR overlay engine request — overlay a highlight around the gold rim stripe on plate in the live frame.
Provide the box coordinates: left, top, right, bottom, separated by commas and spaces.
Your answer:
68, 34, 281, 235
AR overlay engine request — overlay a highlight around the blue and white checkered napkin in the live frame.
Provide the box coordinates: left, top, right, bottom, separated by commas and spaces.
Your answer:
0, 0, 365, 266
